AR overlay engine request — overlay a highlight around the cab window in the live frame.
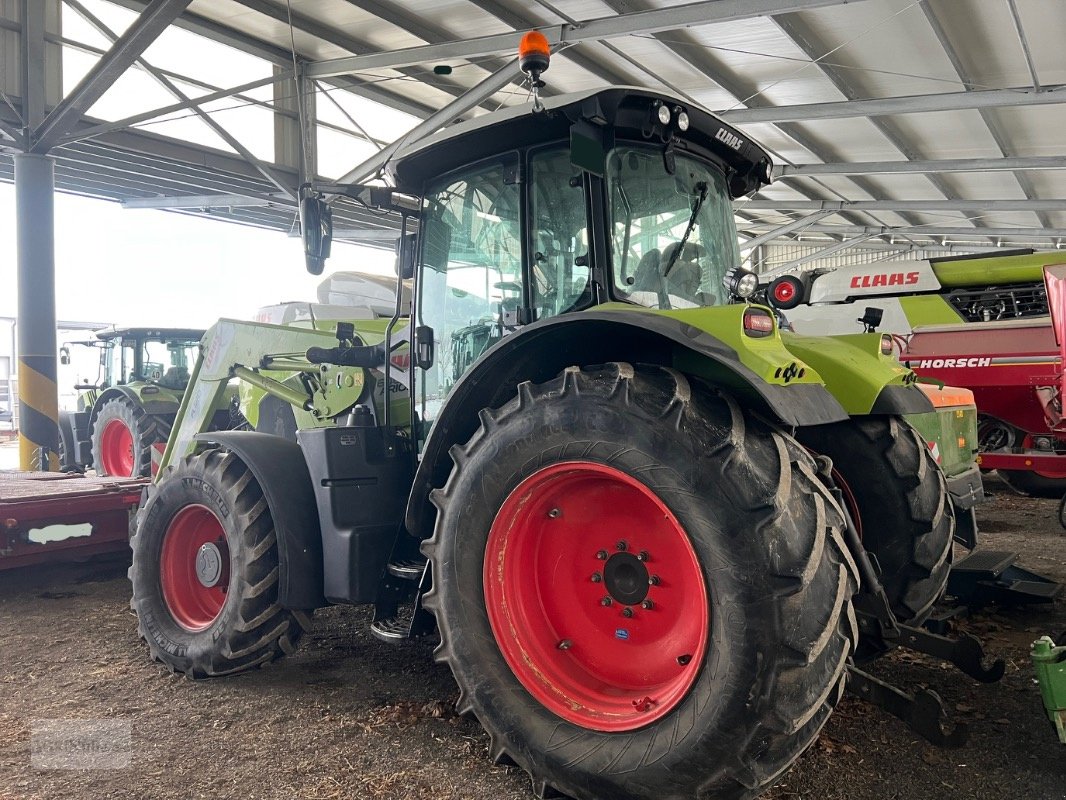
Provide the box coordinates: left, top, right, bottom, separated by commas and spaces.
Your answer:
417, 157, 523, 426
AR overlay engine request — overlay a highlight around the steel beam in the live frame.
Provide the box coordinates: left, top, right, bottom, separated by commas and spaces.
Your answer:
740, 199, 1066, 212
13, 154, 59, 470
16, 0, 46, 149
56, 73, 288, 146
917, 3, 1049, 230
63, 0, 294, 199
739, 211, 835, 251
337, 58, 521, 184
776, 155, 1066, 178
1007, 0, 1041, 92
720, 85, 1066, 124
122, 193, 291, 209
306, 0, 869, 78
739, 223, 1066, 240
32, 0, 194, 152
762, 234, 881, 276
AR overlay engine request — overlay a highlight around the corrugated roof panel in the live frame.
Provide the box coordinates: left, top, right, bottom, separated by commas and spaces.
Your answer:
924, 0, 1043, 89
783, 116, 912, 162
791, 0, 965, 98
983, 106, 1066, 156
881, 109, 1007, 159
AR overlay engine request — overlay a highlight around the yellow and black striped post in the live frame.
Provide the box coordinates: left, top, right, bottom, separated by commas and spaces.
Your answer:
14, 154, 59, 472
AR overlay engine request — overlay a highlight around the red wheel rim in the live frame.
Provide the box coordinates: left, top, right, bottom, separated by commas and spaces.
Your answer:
100, 418, 135, 476
484, 461, 709, 732
773, 280, 797, 303
159, 505, 230, 632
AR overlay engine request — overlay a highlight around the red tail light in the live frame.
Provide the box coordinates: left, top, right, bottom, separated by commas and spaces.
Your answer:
390, 353, 411, 370
743, 308, 774, 338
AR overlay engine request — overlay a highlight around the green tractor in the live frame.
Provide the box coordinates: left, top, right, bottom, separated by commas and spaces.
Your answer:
130, 84, 997, 799
59, 327, 238, 477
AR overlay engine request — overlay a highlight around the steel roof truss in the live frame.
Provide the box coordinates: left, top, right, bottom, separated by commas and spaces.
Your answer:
32, 0, 194, 153
304, 0, 870, 79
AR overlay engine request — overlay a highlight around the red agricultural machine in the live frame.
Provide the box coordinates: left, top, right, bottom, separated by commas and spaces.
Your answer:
902, 264, 1066, 505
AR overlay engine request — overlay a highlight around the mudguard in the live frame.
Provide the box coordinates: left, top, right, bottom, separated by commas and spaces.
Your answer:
193, 431, 325, 610
92, 385, 182, 419
405, 310, 848, 539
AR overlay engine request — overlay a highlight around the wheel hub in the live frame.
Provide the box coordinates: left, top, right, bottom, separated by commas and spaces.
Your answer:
195, 542, 224, 588
603, 551, 650, 606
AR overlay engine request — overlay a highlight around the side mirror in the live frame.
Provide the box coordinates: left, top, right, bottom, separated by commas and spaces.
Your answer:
59, 346, 70, 366
300, 193, 333, 275
396, 233, 417, 280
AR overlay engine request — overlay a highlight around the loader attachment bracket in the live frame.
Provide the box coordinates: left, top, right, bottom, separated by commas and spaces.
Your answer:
847, 666, 968, 748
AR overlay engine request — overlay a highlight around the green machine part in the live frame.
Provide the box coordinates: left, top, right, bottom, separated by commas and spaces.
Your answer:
160, 318, 390, 474
1032, 636, 1066, 744
931, 251, 1065, 288
903, 400, 979, 480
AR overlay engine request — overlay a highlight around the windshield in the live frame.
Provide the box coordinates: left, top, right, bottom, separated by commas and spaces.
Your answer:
607, 146, 740, 309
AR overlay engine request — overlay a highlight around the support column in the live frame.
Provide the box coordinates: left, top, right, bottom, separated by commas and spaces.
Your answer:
14, 154, 59, 471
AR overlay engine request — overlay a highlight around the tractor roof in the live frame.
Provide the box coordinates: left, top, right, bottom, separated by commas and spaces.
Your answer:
388, 86, 772, 197
94, 327, 205, 342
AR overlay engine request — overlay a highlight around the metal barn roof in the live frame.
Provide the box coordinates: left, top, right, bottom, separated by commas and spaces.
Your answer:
2, 0, 1064, 260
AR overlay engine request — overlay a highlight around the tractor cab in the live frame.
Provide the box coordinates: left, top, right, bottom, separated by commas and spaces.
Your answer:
301, 87, 772, 431
93, 328, 204, 391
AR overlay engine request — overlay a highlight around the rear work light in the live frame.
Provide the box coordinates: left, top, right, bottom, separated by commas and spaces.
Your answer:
880, 334, 894, 355
743, 308, 774, 338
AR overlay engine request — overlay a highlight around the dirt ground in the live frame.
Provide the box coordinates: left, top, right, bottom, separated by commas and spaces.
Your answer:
1, 474, 1064, 800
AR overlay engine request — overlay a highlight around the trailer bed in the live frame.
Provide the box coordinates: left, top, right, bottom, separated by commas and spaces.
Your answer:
0, 471, 145, 570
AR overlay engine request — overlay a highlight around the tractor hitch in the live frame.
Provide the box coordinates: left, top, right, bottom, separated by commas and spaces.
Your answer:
847, 666, 968, 748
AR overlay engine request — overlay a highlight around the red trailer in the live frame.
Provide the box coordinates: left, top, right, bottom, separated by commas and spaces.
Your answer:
0, 471, 144, 570
903, 264, 1066, 497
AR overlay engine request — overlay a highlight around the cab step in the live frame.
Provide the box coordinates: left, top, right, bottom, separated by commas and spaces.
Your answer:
948, 549, 1063, 608
386, 557, 427, 580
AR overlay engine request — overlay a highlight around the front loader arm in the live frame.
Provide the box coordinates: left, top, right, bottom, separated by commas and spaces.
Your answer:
159, 319, 354, 477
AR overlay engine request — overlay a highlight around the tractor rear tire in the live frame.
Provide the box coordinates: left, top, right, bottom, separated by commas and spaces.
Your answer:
91, 397, 165, 477
796, 417, 953, 626
129, 447, 310, 677
422, 363, 858, 800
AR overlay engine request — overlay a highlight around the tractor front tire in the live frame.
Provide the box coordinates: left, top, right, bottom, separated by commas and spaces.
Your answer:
129, 447, 309, 677
797, 417, 953, 626
91, 397, 165, 477
422, 363, 858, 800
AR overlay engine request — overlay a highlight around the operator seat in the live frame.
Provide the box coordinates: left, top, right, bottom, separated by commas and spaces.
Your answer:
629, 248, 662, 293
660, 242, 706, 301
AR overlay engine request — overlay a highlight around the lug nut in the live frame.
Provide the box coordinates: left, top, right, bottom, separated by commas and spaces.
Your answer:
621, 607, 634, 618
637, 550, 649, 562
676, 654, 692, 666
600, 596, 613, 607
649, 575, 661, 586
596, 550, 608, 560
547, 508, 561, 519
641, 599, 654, 610
557, 639, 572, 650
616, 540, 628, 551
591, 573, 602, 583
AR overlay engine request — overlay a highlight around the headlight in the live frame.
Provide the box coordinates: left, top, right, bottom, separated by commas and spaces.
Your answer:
723, 267, 760, 300
656, 103, 671, 125
735, 271, 759, 298
677, 110, 690, 131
